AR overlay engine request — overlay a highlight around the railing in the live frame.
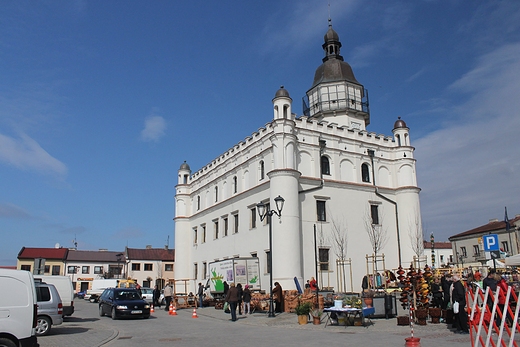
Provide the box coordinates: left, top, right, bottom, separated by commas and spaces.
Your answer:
302, 87, 369, 117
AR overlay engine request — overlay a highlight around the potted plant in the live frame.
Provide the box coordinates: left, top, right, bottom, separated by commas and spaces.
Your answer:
295, 301, 312, 325
310, 308, 322, 325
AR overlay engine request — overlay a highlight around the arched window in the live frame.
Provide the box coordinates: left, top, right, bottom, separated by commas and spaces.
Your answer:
197, 196, 201, 210
321, 156, 330, 175
233, 176, 237, 194
361, 163, 370, 183
214, 186, 218, 202
259, 161, 265, 180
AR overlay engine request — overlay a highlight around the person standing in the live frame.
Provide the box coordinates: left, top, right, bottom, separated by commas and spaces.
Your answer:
223, 281, 229, 296
197, 282, 204, 308
431, 276, 443, 308
242, 285, 252, 314
163, 282, 173, 311
441, 272, 453, 310
237, 283, 243, 315
309, 277, 318, 292
483, 269, 498, 292
153, 285, 161, 308
273, 282, 284, 313
135, 283, 142, 298
451, 274, 469, 334
225, 282, 239, 322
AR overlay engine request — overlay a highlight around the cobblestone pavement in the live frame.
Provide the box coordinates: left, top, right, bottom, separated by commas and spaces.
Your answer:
36, 299, 503, 347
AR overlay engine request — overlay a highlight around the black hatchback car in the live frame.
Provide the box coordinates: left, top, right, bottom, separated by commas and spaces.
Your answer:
98, 288, 150, 320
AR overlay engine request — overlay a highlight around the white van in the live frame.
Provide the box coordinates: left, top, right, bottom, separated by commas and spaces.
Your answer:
0, 269, 39, 347
34, 275, 74, 317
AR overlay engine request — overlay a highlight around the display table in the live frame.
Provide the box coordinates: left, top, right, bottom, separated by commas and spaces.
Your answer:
323, 307, 375, 327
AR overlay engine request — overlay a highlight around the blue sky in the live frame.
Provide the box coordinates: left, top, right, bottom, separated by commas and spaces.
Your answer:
1, 1, 520, 265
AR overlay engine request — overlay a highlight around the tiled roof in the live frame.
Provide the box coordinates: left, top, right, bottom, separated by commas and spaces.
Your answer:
126, 248, 175, 261
18, 247, 68, 260
449, 216, 520, 240
67, 250, 124, 262
423, 241, 452, 249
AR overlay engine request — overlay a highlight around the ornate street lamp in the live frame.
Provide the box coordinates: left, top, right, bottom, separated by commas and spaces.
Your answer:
257, 195, 284, 317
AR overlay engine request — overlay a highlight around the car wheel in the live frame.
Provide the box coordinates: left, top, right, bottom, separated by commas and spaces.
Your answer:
89, 297, 96, 303
111, 307, 117, 320
99, 305, 104, 317
0, 337, 17, 347
36, 316, 52, 336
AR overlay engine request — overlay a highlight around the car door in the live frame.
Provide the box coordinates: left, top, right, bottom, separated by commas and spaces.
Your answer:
99, 289, 111, 315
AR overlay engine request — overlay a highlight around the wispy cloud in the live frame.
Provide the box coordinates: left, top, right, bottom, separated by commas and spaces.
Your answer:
112, 227, 145, 239
415, 42, 520, 239
0, 132, 67, 177
140, 114, 167, 142
0, 203, 35, 219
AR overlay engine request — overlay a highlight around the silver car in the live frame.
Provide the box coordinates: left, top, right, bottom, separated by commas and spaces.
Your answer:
35, 282, 63, 336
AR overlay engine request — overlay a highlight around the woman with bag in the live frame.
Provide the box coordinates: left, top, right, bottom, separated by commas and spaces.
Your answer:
225, 282, 239, 322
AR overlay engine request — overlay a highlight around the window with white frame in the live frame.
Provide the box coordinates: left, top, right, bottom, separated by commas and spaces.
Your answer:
233, 213, 239, 233
214, 220, 219, 239
319, 248, 330, 271
317, 200, 326, 221
250, 207, 257, 229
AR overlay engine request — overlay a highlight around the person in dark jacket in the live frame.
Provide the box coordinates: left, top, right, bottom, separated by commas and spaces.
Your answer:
153, 285, 161, 308
273, 282, 284, 313
225, 282, 239, 322
242, 285, 252, 314
431, 276, 443, 308
237, 283, 243, 315
223, 281, 229, 296
451, 274, 469, 334
197, 282, 204, 308
441, 272, 452, 310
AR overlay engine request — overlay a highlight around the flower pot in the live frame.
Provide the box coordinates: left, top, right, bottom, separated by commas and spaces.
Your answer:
415, 308, 428, 325
312, 316, 321, 325
334, 300, 343, 308
298, 314, 308, 325
429, 307, 442, 324
397, 315, 410, 326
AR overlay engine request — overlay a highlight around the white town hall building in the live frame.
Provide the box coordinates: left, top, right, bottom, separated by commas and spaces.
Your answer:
174, 22, 422, 294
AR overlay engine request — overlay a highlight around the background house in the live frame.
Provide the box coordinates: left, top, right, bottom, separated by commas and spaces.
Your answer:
126, 246, 174, 288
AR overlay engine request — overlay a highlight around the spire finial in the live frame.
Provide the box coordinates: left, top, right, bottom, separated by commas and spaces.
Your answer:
328, 3, 332, 27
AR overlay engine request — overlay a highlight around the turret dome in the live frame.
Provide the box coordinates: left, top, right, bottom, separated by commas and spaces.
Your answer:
179, 161, 190, 171
393, 117, 408, 130
274, 86, 290, 98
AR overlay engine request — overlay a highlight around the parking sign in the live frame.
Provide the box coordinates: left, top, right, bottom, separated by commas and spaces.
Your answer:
483, 234, 499, 251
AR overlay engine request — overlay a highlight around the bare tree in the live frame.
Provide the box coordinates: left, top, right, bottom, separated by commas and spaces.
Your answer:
364, 206, 388, 258
409, 210, 424, 268
329, 213, 349, 292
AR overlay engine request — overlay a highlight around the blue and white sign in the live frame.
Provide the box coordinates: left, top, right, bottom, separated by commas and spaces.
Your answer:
483, 234, 499, 251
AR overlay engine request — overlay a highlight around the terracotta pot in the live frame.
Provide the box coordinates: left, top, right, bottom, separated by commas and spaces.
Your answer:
429, 307, 442, 324
313, 316, 321, 325
298, 314, 308, 325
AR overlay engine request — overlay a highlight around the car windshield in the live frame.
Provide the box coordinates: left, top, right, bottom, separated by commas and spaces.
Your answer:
116, 291, 141, 300
141, 288, 153, 294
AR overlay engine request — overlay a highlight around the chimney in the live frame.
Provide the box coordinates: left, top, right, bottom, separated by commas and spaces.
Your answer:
489, 218, 499, 223
164, 245, 169, 250
146, 245, 152, 249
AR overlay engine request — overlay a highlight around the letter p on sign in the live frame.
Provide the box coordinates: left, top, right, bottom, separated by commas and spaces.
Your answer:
483, 234, 499, 251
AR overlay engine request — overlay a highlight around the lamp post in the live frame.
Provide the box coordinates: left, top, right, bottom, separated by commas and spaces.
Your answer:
257, 195, 285, 318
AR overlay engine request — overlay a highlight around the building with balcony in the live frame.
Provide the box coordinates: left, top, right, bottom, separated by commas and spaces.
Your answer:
173, 22, 423, 294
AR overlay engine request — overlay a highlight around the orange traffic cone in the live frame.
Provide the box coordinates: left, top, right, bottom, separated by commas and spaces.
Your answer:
168, 302, 174, 315
171, 305, 177, 316
150, 305, 154, 314
192, 308, 198, 318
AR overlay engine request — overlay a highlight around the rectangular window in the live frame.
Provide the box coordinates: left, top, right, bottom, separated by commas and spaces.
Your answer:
214, 220, 219, 239
202, 262, 207, 279
265, 250, 271, 274
250, 207, 257, 229
82, 266, 89, 274
502, 241, 509, 253
194, 263, 198, 279
440, 255, 444, 263
165, 264, 173, 272
370, 205, 379, 225
233, 213, 239, 233
52, 265, 60, 275
144, 263, 153, 271
202, 225, 206, 243
193, 227, 198, 244
223, 217, 228, 237
21, 264, 31, 271
473, 245, 480, 257
94, 266, 103, 274
263, 203, 270, 225
67, 266, 77, 274
460, 247, 467, 257
132, 263, 141, 271
319, 248, 330, 271
44, 265, 50, 273
317, 201, 326, 221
